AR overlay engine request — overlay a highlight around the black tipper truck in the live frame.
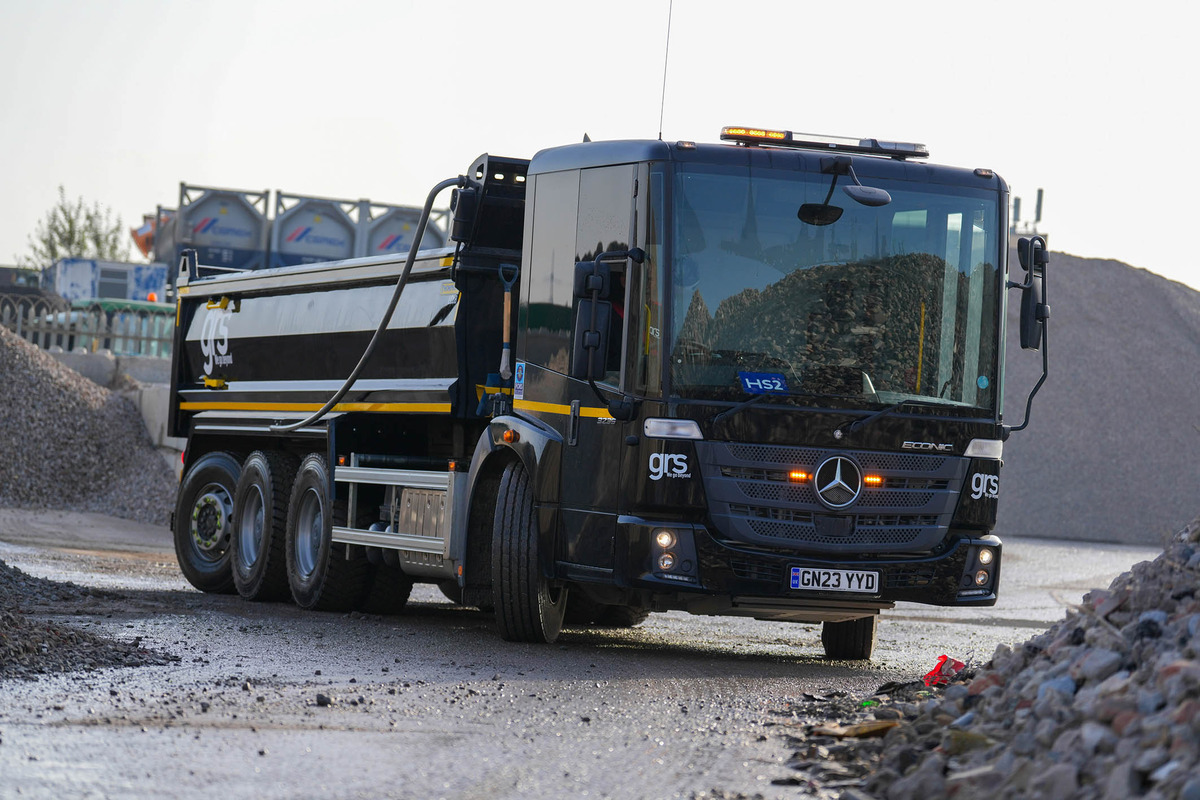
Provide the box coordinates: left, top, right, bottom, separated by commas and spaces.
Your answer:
169, 126, 1050, 659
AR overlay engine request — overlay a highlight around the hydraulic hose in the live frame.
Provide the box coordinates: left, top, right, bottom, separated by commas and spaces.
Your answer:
269, 175, 467, 433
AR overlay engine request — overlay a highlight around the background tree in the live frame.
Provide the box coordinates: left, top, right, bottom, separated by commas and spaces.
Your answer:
16, 186, 132, 269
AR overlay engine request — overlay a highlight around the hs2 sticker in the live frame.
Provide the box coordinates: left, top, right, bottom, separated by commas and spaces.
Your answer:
970, 473, 999, 500
649, 453, 690, 481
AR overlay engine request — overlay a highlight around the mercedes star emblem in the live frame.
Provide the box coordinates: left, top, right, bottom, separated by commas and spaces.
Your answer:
814, 456, 862, 509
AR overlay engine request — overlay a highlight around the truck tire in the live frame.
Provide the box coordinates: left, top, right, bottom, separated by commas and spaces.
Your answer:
821, 616, 877, 660
491, 461, 567, 643
173, 451, 241, 594
358, 566, 414, 615
286, 453, 371, 611
230, 450, 297, 602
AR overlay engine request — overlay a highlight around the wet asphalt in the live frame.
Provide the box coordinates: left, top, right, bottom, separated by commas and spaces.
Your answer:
0, 510, 1160, 799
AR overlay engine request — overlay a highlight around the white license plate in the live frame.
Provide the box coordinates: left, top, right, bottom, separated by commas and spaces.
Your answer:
789, 567, 879, 594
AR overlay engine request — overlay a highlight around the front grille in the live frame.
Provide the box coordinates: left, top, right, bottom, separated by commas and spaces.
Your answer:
856, 490, 935, 508
727, 445, 825, 465
728, 504, 814, 524
857, 514, 940, 527
746, 519, 925, 546
700, 441, 967, 554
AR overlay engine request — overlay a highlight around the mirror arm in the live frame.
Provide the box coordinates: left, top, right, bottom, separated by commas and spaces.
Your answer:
1004, 236, 1050, 437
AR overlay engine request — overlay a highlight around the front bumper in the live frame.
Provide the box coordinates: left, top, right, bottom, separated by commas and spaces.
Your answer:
620, 517, 1001, 615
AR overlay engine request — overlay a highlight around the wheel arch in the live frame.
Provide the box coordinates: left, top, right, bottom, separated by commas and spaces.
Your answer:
458, 414, 563, 600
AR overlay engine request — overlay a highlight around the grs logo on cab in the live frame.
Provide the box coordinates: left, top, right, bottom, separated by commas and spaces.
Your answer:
970, 473, 1000, 500
649, 453, 690, 481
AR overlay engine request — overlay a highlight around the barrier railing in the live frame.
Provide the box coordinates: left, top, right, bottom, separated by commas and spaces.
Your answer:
0, 295, 174, 357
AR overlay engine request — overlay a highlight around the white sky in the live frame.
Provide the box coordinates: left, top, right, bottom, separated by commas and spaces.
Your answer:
1, 0, 1196, 290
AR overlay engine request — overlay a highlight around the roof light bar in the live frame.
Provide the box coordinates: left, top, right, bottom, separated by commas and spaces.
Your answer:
720, 126, 929, 159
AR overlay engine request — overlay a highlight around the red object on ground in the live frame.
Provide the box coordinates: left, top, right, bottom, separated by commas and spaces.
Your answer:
923, 654, 966, 687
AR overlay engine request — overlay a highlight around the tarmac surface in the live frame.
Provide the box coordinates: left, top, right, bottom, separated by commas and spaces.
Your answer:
0, 509, 1161, 799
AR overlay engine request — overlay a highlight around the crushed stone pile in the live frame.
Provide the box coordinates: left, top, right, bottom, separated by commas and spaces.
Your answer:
0, 559, 176, 680
768, 513, 1200, 800
0, 325, 176, 526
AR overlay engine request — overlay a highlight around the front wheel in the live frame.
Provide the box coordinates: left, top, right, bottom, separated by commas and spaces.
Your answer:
173, 451, 241, 593
491, 461, 567, 643
821, 616, 877, 660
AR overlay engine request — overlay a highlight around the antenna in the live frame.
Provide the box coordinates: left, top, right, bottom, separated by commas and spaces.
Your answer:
658, 0, 674, 141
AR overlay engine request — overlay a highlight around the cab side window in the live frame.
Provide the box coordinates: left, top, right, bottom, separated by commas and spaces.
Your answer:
522, 164, 635, 382
575, 165, 635, 386
522, 170, 579, 373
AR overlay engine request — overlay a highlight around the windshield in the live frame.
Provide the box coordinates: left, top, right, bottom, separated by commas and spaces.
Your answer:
668, 162, 1002, 413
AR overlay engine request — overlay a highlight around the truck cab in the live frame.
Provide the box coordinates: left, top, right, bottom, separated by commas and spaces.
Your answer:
498, 128, 1010, 656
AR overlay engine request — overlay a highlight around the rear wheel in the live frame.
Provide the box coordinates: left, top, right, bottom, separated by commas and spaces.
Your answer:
286, 454, 371, 611
231, 450, 297, 602
359, 566, 415, 615
491, 461, 567, 643
174, 451, 241, 594
821, 616, 877, 660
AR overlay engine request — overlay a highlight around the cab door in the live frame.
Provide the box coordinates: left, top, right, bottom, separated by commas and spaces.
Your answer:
516, 163, 637, 571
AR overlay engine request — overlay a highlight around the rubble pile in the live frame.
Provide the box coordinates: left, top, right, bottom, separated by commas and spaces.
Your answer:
773, 515, 1200, 800
0, 326, 176, 525
0, 559, 174, 679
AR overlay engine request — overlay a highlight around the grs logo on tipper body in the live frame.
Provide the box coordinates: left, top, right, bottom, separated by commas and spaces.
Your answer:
200, 308, 233, 376
649, 453, 690, 481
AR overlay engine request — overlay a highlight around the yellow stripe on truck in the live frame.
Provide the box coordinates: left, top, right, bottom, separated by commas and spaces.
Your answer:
513, 399, 614, 419
179, 401, 452, 414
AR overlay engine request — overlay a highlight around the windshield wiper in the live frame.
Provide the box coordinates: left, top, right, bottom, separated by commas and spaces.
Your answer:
834, 398, 948, 439
709, 390, 864, 425
710, 394, 768, 425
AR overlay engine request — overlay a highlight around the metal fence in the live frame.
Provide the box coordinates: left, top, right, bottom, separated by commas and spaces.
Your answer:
0, 295, 174, 357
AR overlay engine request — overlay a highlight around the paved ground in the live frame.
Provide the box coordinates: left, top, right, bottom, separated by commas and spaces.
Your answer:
0, 509, 1162, 800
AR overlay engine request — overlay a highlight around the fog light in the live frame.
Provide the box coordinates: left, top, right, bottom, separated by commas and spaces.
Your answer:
658, 552, 676, 571
975, 569, 989, 586
978, 548, 994, 566
654, 529, 676, 549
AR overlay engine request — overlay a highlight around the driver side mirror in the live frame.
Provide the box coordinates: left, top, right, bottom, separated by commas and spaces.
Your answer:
1016, 236, 1049, 351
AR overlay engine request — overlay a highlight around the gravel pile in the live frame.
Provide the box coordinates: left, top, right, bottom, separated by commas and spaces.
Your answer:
0, 559, 176, 679
1000, 252, 1200, 545
0, 325, 177, 526
769, 513, 1200, 799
